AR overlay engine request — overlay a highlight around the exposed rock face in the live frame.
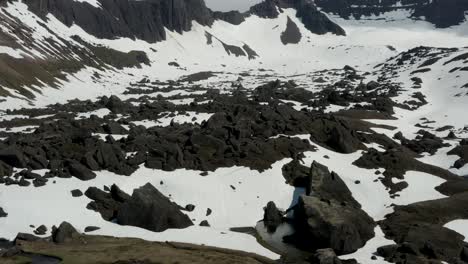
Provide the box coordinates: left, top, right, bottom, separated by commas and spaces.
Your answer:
85, 185, 130, 221
354, 148, 459, 194
25, 0, 214, 43
378, 192, 468, 264
281, 17, 302, 45
0, 207, 7, 217
212, 10, 245, 25
306, 161, 360, 208
286, 162, 375, 255
448, 143, 468, 169
22, 0, 345, 45
292, 195, 375, 255
315, 0, 468, 28
117, 183, 193, 232
250, 0, 346, 36
52, 222, 80, 244
282, 159, 310, 187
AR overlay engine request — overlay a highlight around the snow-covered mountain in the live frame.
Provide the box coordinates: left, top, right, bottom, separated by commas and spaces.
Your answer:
0, 0, 468, 264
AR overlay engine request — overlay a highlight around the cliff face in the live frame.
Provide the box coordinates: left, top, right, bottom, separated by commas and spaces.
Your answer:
315, 0, 468, 28
249, 0, 346, 36
23, 0, 346, 42
24, 0, 214, 43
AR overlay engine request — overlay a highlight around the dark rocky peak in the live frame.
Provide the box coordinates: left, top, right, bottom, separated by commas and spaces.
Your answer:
17, 0, 345, 43
24, 0, 214, 43
315, 0, 468, 28
212, 10, 246, 25
249, 0, 346, 36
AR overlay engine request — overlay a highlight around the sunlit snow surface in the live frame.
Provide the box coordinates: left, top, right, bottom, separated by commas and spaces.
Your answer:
0, 2, 467, 263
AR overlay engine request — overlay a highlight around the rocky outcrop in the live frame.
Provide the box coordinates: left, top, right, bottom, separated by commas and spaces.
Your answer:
291, 195, 375, 255
52, 222, 80, 244
212, 10, 245, 25
315, 0, 468, 28
306, 161, 360, 208
25, 0, 214, 43
85, 185, 130, 221
282, 159, 310, 187
394, 130, 450, 155
22, 0, 345, 45
354, 148, 459, 194
263, 201, 283, 233
448, 141, 468, 169
378, 192, 468, 264
0, 207, 7, 217
281, 17, 302, 45
117, 183, 193, 232
250, 0, 346, 36
285, 162, 375, 255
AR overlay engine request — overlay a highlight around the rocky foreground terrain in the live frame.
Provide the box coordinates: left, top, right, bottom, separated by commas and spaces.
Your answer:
0, 0, 468, 263
1, 50, 468, 262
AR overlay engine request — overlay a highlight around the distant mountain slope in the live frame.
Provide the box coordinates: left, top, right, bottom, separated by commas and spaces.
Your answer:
315, 0, 468, 27
22, 0, 345, 43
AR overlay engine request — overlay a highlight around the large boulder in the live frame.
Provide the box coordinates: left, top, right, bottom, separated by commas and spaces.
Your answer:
0, 147, 27, 168
67, 160, 96, 181
290, 195, 375, 255
263, 201, 283, 233
52, 222, 79, 244
85, 185, 128, 220
282, 159, 310, 187
307, 161, 360, 208
0, 207, 7, 217
116, 183, 193, 232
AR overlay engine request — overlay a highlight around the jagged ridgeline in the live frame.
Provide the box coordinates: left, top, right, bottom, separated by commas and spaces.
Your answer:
23, 0, 345, 42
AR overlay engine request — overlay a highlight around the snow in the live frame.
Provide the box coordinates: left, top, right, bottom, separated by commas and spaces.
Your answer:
0, 160, 300, 259
76, 108, 111, 119
445, 220, 468, 242
341, 227, 395, 264
0, 46, 24, 59
73, 0, 102, 8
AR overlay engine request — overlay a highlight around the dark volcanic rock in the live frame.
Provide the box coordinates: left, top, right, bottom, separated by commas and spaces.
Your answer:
306, 161, 360, 208
0, 207, 7, 217
15, 233, 41, 242
117, 183, 193, 232
249, 0, 346, 36
354, 148, 459, 194
84, 226, 100, 232
395, 130, 449, 155
85, 185, 128, 221
71, 189, 83, 197
33, 225, 47, 236
199, 220, 210, 227
0, 147, 26, 168
281, 159, 310, 187
263, 201, 283, 233
25, 0, 214, 43
281, 16, 302, 45
379, 191, 468, 264
289, 195, 375, 255
52, 222, 79, 244
448, 144, 468, 169
67, 160, 96, 181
